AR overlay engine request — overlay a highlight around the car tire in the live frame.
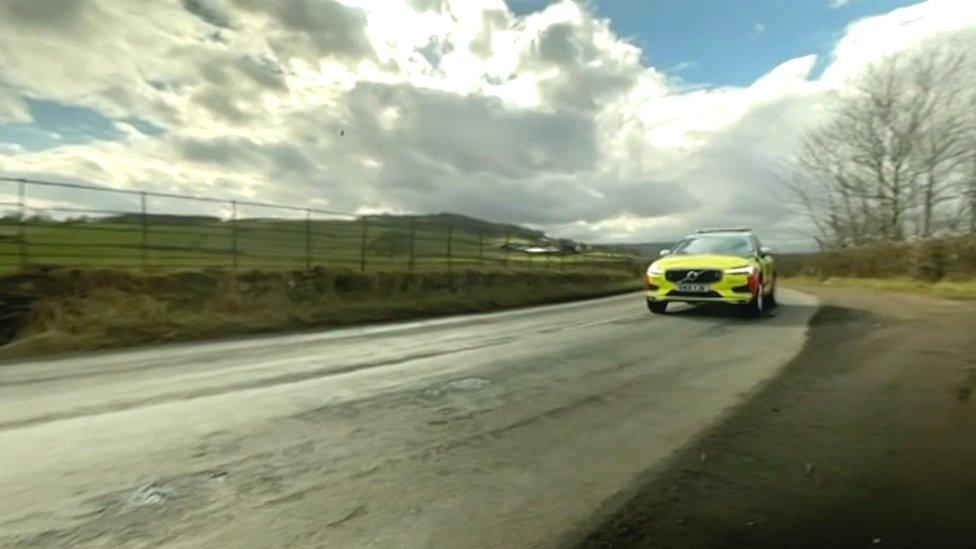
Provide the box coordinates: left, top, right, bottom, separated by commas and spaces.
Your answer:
647, 299, 668, 314
743, 280, 764, 318
767, 278, 777, 308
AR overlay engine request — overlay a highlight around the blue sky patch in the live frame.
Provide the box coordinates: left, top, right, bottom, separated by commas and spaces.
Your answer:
507, 0, 922, 86
0, 99, 164, 151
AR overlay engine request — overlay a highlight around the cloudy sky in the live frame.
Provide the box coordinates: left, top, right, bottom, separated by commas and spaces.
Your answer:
1, 0, 975, 248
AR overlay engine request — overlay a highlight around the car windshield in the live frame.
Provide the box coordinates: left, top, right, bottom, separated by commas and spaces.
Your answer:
672, 235, 754, 256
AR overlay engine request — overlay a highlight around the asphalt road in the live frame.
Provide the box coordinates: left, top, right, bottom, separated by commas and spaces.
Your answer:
581, 287, 976, 548
0, 289, 818, 548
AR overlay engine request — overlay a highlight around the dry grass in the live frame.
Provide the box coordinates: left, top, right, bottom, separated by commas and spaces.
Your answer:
777, 234, 976, 300
777, 234, 976, 280
784, 275, 976, 300
0, 267, 641, 360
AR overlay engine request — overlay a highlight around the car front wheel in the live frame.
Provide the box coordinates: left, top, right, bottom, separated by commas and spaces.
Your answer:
647, 299, 668, 314
743, 282, 765, 318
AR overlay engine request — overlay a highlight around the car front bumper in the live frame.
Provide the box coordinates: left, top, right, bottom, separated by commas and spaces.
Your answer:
644, 273, 755, 305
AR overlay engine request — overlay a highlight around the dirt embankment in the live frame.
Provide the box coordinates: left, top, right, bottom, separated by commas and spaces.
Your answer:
577, 285, 976, 549
0, 267, 641, 360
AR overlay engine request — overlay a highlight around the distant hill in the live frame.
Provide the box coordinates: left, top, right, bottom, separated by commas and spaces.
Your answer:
367, 212, 544, 239
89, 211, 604, 250
97, 212, 543, 238
102, 214, 220, 225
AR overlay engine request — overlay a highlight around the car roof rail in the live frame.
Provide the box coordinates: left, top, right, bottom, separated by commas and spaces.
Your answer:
695, 227, 753, 234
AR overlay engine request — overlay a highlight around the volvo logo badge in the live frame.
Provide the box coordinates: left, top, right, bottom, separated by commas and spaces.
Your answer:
680, 270, 701, 283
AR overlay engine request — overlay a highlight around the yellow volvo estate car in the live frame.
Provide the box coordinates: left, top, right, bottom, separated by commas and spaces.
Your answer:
645, 228, 775, 317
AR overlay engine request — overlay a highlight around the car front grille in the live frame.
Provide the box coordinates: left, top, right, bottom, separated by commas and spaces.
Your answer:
664, 269, 723, 283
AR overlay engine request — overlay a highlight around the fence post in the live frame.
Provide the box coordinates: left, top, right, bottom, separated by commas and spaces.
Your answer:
478, 230, 484, 268
230, 200, 239, 272
17, 180, 26, 270
140, 191, 148, 270
359, 216, 368, 273
408, 218, 416, 272
304, 209, 312, 271
446, 224, 454, 275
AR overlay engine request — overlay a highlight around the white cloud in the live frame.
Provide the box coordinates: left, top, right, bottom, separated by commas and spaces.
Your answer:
0, 0, 973, 248
823, 0, 976, 83
0, 142, 25, 154
828, 0, 854, 8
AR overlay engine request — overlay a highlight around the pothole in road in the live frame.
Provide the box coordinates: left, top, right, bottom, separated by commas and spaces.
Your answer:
446, 377, 492, 391
18, 471, 234, 548
126, 483, 175, 507
423, 377, 492, 398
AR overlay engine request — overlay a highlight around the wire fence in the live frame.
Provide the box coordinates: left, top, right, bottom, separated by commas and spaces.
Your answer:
0, 176, 641, 275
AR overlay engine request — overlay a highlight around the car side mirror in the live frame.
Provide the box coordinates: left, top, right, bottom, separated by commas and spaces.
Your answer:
759, 246, 773, 257
659, 249, 671, 257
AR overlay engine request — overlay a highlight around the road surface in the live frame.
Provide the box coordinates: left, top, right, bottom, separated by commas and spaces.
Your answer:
581, 287, 976, 548
0, 290, 818, 548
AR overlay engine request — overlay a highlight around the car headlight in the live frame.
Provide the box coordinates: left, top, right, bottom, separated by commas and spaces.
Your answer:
724, 265, 757, 275
646, 263, 664, 276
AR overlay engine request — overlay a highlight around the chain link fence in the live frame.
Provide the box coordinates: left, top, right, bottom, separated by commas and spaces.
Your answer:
0, 177, 641, 275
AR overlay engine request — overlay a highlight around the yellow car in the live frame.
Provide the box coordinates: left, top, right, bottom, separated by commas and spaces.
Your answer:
645, 228, 776, 317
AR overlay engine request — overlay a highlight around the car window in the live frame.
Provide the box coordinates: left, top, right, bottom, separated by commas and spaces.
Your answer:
672, 235, 755, 256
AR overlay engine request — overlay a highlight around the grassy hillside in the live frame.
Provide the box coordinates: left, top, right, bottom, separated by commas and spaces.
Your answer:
0, 213, 636, 273
0, 206, 646, 358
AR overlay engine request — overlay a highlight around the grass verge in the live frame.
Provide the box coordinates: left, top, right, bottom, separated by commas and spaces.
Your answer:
783, 275, 976, 300
0, 267, 641, 360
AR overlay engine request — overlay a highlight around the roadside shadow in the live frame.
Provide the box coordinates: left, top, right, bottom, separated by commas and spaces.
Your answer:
663, 302, 818, 327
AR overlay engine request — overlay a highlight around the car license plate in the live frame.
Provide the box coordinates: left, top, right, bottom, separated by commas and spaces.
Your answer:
676, 283, 710, 293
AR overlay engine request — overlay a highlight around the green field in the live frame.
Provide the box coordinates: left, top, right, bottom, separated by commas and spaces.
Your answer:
0, 215, 639, 274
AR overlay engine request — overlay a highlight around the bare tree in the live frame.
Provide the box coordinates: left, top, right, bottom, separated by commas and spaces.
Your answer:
784, 42, 975, 248
909, 48, 973, 236
964, 81, 976, 232
970, 149, 976, 232
787, 120, 876, 247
